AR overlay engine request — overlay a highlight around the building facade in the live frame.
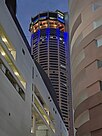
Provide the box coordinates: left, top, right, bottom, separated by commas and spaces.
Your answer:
29, 11, 74, 135
0, 0, 68, 136
69, 0, 102, 136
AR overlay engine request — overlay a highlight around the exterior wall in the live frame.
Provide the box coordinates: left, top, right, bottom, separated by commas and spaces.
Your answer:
0, 1, 68, 136
0, 1, 33, 136
69, 0, 102, 136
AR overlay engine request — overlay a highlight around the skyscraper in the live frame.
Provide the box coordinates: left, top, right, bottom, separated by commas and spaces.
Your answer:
29, 10, 74, 135
69, 0, 102, 136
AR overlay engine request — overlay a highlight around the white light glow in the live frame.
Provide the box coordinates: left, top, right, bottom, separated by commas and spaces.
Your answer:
14, 71, 19, 76
2, 37, 8, 43
1, 51, 6, 56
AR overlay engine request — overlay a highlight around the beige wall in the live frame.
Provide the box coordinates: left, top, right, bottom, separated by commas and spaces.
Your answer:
69, 0, 102, 135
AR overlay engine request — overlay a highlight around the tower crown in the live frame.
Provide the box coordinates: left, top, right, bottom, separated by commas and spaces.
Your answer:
29, 11, 65, 33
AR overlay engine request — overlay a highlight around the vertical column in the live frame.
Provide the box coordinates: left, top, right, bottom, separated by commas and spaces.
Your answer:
38, 30, 40, 63
46, 28, 50, 77
57, 28, 61, 109
64, 32, 74, 135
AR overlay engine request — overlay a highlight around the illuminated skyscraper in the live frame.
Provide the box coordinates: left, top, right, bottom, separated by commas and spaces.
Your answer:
29, 10, 74, 135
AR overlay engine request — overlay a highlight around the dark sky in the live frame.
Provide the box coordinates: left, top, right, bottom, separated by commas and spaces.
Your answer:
17, 0, 68, 44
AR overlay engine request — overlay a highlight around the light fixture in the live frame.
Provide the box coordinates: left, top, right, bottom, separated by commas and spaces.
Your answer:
1, 51, 6, 56
14, 71, 19, 76
2, 37, 8, 43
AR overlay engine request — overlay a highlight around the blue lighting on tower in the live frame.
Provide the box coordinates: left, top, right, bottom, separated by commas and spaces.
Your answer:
37, 29, 40, 44
46, 28, 50, 47
64, 32, 68, 43
33, 18, 38, 24
58, 17, 65, 23
40, 16, 47, 20
64, 32, 68, 48
31, 33, 34, 46
56, 28, 60, 37
56, 28, 60, 47
64, 32, 69, 66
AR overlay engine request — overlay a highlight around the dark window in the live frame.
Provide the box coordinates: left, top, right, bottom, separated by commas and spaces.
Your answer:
97, 60, 102, 68
100, 81, 102, 91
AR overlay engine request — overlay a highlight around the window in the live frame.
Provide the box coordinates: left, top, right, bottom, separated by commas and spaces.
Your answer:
0, 60, 25, 100
92, 1, 102, 11
0, 27, 16, 60
0, 44, 26, 88
59, 37, 63, 41
22, 48, 25, 55
93, 17, 102, 29
97, 60, 102, 68
96, 36, 102, 47
99, 81, 102, 91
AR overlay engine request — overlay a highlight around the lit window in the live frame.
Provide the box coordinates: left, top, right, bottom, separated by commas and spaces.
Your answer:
58, 13, 64, 19
33, 44, 36, 47
0, 26, 16, 60
60, 64, 66, 69
60, 37, 63, 41
0, 45, 26, 89
50, 36, 53, 39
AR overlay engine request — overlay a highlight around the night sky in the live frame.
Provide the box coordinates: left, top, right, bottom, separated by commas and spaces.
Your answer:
17, 0, 68, 44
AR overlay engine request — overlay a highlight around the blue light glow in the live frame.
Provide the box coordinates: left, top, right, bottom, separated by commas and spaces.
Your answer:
46, 28, 50, 47
37, 29, 40, 45
40, 16, 47, 20
56, 28, 60, 47
31, 33, 34, 46
64, 32, 69, 61
64, 32, 68, 44
33, 18, 38, 24
58, 17, 65, 23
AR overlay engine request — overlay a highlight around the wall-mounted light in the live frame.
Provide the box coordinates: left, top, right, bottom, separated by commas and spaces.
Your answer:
14, 71, 19, 76
1, 51, 6, 56
2, 37, 8, 43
